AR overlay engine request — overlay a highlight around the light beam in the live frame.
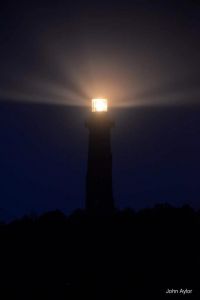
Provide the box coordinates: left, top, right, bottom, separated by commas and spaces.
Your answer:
92, 98, 108, 112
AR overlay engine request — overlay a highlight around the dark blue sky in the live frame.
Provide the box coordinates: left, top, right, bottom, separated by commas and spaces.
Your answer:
0, 0, 200, 220
0, 102, 200, 220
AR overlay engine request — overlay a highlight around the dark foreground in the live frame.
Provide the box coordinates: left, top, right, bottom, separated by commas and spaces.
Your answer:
0, 204, 199, 299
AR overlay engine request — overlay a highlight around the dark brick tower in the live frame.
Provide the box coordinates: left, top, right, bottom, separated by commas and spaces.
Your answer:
85, 99, 114, 213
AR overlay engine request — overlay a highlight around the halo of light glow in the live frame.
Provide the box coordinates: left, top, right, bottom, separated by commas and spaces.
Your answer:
92, 98, 108, 112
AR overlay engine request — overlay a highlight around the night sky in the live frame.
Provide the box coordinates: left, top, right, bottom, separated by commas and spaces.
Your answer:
0, 0, 200, 220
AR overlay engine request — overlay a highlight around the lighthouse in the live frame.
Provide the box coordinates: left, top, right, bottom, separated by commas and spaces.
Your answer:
85, 99, 114, 214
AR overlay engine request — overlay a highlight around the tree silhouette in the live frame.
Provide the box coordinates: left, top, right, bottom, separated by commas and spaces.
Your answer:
0, 204, 199, 299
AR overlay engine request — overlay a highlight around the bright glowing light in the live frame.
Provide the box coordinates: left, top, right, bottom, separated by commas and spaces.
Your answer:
92, 98, 108, 112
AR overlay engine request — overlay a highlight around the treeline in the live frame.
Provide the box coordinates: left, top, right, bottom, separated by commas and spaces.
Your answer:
0, 204, 199, 299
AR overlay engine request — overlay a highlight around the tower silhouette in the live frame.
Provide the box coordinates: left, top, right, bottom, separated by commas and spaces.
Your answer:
85, 102, 114, 213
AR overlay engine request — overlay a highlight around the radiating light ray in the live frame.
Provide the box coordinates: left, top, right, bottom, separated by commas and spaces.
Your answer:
0, 32, 200, 108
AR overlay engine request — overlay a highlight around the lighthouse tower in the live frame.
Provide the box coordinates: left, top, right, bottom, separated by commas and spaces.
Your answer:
85, 99, 114, 214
